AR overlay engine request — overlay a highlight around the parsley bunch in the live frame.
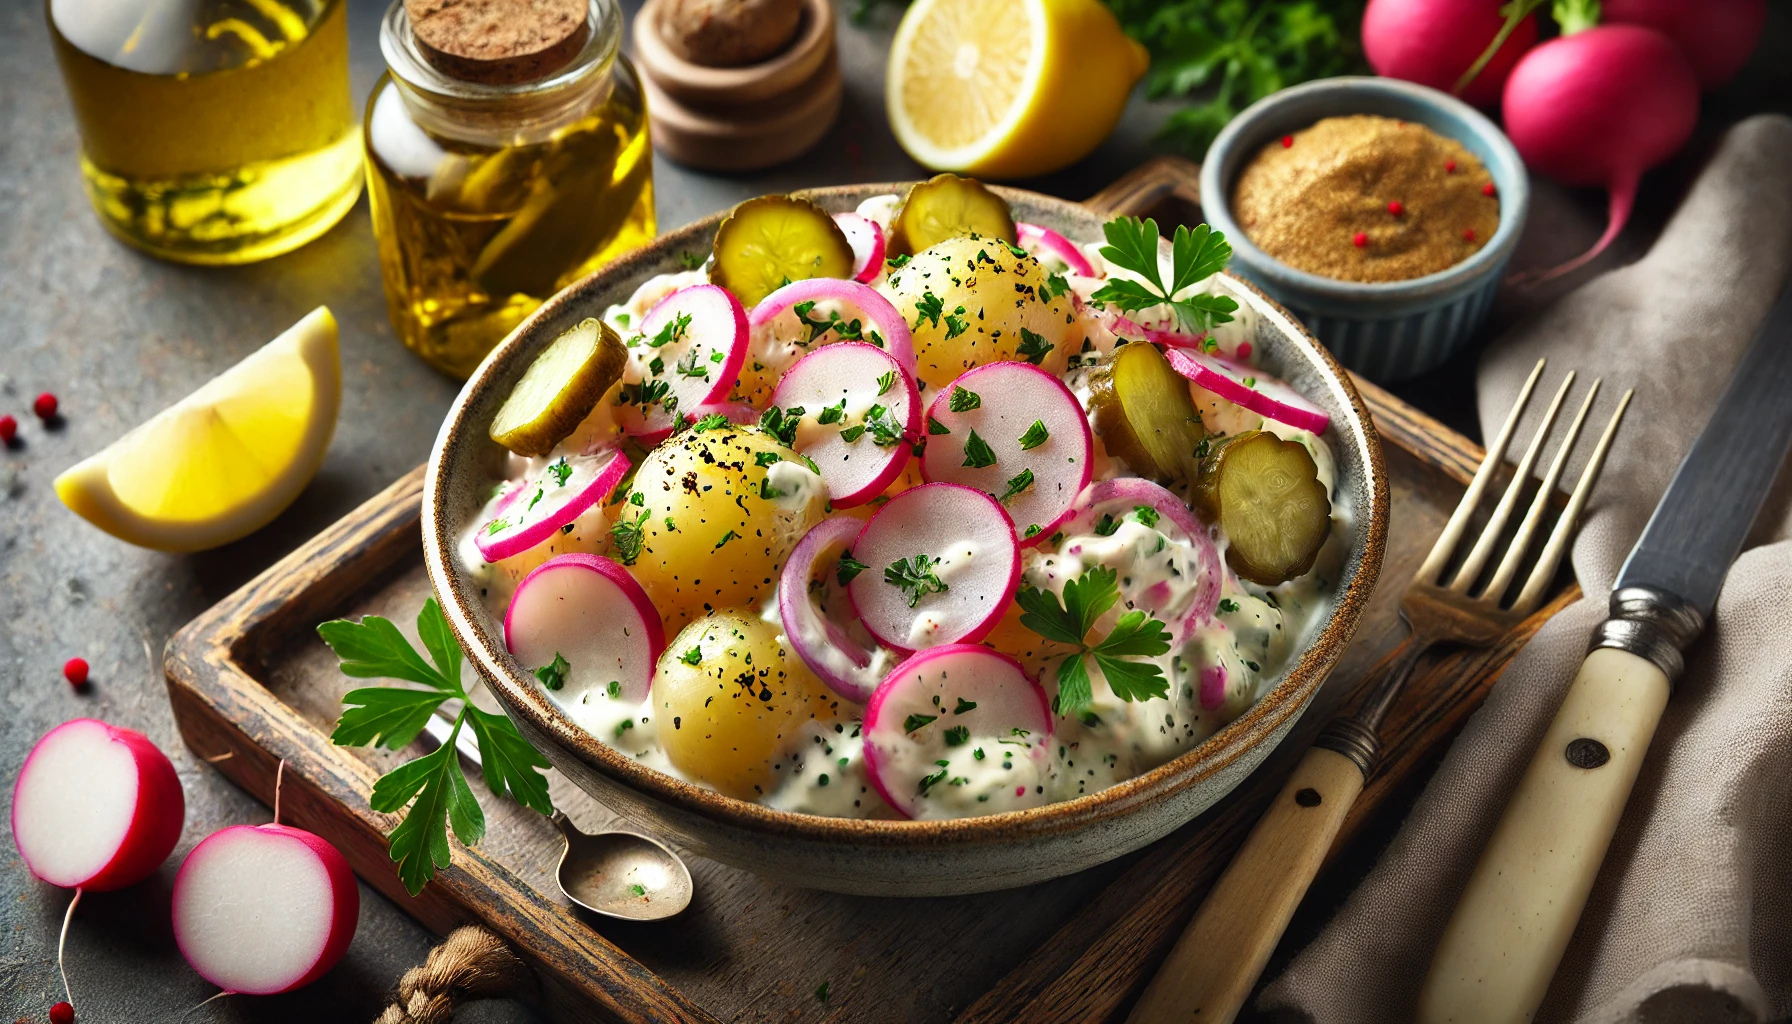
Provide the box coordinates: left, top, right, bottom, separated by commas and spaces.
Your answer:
1016, 566, 1172, 717
1091, 216, 1239, 336
319, 599, 554, 895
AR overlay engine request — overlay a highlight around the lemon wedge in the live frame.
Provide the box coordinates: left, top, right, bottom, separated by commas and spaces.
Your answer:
55, 307, 341, 552
886, 0, 1149, 178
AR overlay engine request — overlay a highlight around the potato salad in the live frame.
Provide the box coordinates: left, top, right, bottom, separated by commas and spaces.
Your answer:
458, 175, 1344, 821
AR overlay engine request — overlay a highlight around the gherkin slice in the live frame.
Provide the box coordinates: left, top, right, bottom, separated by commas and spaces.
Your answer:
709, 195, 855, 308
888, 174, 1017, 256
489, 318, 627, 457
1190, 430, 1331, 586
1088, 341, 1205, 483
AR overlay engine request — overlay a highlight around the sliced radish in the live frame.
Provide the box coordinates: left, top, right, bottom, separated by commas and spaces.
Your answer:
1096, 308, 1210, 351
769, 342, 919, 507
11, 719, 184, 891
833, 212, 887, 284
779, 517, 901, 702
1016, 222, 1095, 277
475, 445, 631, 562
616, 284, 748, 442
748, 277, 917, 377
505, 553, 665, 703
861, 645, 1053, 820
172, 823, 358, 995
921, 362, 1092, 545
1164, 348, 1330, 435
1060, 478, 1223, 635
847, 482, 1020, 651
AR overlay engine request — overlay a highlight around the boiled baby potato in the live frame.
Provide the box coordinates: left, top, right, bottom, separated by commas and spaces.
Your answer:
885, 235, 1073, 391
654, 613, 841, 799
490, 318, 628, 457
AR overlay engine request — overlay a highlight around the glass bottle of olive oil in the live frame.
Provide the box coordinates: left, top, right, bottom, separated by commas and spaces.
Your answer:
47, 0, 361, 265
365, 0, 655, 379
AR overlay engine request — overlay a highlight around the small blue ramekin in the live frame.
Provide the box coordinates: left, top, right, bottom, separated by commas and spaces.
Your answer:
1200, 77, 1529, 383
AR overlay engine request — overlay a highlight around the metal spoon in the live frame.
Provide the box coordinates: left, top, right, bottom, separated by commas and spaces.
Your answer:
422, 708, 693, 921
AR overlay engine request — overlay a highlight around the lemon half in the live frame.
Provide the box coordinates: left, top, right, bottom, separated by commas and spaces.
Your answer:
55, 307, 341, 552
886, 0, 1148, 178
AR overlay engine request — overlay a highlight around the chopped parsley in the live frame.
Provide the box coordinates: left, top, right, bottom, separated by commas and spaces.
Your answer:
840, 424, 866, 443
948, 385, 982, 412
1133, 504, 1160, 528
961, 429, 997, 469
885, 253, 912, 270
1016, 566, 1173, 716
913, 291, 944, 331
792, 300, 869, 345
548, 458, 573, 487
1024, 524, 1043, 538
1218, 598, 1239, 614
647, 311, 693, 348
714, 530, 738, 549
1018, 420, 1050, 450
877, 370, 896, 395
680, 646, 702, 665
611, 510, 650, 565
1044, 272, 1072, 302
865, 404, 906, 447
928, 415, 951, 436
1017, 327, 1053, 365
607, 680, 622, 698
944, 725, 970, 747
758, 405, 804, 446
904, 713, 938, 733
754, 451, 783, 467
884, 553, 948, 608
1000, 468, 1035, 502
676, 250, 705, 270
953, 698, 977, 714
533, 652, 570, 691
943, 306, 969, 340
1093, 513, 1121, 536
689, 412, 730, 431
918, 759, 951, 796
836, 552, 869, 586
816, 400, 847, 425
485, 518, 510, 535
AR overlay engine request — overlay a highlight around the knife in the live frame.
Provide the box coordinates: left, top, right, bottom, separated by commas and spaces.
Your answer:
1418, 281, 1792, 1023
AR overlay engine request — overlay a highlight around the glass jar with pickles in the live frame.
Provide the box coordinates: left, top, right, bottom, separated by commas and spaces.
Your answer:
366, 0, 654, 378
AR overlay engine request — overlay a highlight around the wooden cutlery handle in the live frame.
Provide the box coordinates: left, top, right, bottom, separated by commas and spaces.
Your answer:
1125, 745, 1364, 1024
1417, 647, 1671, 1024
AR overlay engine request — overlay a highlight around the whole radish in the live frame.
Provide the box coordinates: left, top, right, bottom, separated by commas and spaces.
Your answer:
1601, 0, 1766, 89
1362, 0, 1540, 107
1501, 21, 1699, 281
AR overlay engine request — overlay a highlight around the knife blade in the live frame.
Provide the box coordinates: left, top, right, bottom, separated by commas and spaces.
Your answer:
1419, 280, 1792, 1024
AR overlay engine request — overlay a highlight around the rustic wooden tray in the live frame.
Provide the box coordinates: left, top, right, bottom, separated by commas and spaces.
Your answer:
164, 158, 1576, 1024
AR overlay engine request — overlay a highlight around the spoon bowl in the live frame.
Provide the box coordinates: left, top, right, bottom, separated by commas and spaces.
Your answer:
552, 812, 692, 921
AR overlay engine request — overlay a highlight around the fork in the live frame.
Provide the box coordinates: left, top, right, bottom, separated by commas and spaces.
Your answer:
1124, 359, 1633, 1024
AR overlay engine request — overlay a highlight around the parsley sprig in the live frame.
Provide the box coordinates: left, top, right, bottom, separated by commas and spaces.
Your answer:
1091, 217, 1239, 336
885, 553, 948, 608
1015, 567, 1172, 717
319, 599, 554, 895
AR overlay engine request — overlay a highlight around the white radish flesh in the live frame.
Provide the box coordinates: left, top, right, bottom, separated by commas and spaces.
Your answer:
475, 446, 631, 562
616, 284, 748, 442
779, 517, 899, 703
921, 362, 1093, 545
769, 342, 919, 507
1163, 348, 1330, 435
861, 645, 1052, 819
748, 278, 917, 378
1016, 222, 1095, 277
11, 719, 184, 892
833, 212, 887, 283
172, 823, 358, 995
847, 482, 1020, 651
505, 553, 665, 703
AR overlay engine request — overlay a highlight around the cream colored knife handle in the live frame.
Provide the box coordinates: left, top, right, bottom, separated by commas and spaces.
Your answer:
1417, 647, 1671, 1024
1126, 745, 1364, 1024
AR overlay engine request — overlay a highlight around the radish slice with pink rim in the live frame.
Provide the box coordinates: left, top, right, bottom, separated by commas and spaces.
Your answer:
833, 212, 887, 283
769, 342, 919, 507
1016, 222, 1095, 277
616, 284, 748, 443
748, 278, 917, 377
505, 553, 665, 703
921, 362, 1092, 546
861, 645, 1053, 819
476, 445, 631, 562
1059, 478, 1223, 635
1095, 307, 1210, 351
779, 517, 899, 702
847, 482, 1020, 651
1163, 348, 1330, 435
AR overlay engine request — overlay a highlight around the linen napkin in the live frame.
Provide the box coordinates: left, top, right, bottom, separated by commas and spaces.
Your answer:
1258, 113, 1792, 1024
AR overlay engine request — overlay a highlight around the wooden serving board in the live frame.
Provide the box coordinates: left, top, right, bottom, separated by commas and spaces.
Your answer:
164, 158, 1575, 1024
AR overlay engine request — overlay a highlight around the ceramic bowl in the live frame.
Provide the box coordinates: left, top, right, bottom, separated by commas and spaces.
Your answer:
423, 183, 1390, 897
1200, 77, 1530, 383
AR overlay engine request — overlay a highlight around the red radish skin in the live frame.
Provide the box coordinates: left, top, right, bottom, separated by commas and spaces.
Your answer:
12, 719, 185, 892
1362, 0, 1540, 107
505, 553, 665, 703
1502, 24, 1699, 283
770, 342, 920, 507
833, 212, 887, 283
921, 362, 1093, 546
1163, 349, 1331, 435
779, 517, 897, 702
476, 446, 631, 562
748, 278, 918, 378
172, 823, 359, 995
1601, 0, 1765, 89
1016, 223, 1096, 277
847, 483, 1021, 651
617, 285, 749, 443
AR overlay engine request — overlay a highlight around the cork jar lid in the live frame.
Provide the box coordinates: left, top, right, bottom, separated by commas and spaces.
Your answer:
406, 0, 591, 85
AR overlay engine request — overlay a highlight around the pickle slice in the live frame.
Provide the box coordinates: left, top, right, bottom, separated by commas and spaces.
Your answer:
709, 195, 855, 308
888, 174, 1017, 256
1088, 341, 1205, 483
1190, 430, 1331, 586
490, 318, 628, 457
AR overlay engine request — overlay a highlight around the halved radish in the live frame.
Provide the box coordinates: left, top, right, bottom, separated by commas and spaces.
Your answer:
1059, 478, 1223, 635
861, 645, 1052, 819
847, 482, 1020, 651
833, 212, 887, 284
1016, 222, 1095, 277
1164, 348, 1330, 435
475, 445, 631, 562
504, 553, 665, 702
172, 823, 358, 995
748, 278, 917, 377
769, 342, 919, 507
779, 517, 900, 702
12, 719, 184, 892
616, 284, 748, 443
921, 362, 1092, 545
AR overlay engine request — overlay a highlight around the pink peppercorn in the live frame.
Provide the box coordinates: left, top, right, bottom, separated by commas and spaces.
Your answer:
51, 1001, 75, 1024
33, 392, 58, 420
1352, 232, 1368, 248
1387, 200, 1405, 217
1444, 160, 1457, 173
1483, 182, 1496, 197
1463, 228, 1477, 241
64, 657, 89, 687
0, 414, 15, 444
1280, 135, 1293, 148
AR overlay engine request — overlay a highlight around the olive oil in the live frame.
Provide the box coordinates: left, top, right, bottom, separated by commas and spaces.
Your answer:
48, 0, 361, 265
365, 0, 655, 379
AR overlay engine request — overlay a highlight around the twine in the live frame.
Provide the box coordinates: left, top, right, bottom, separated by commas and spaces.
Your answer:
373, 925, 529, 1024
